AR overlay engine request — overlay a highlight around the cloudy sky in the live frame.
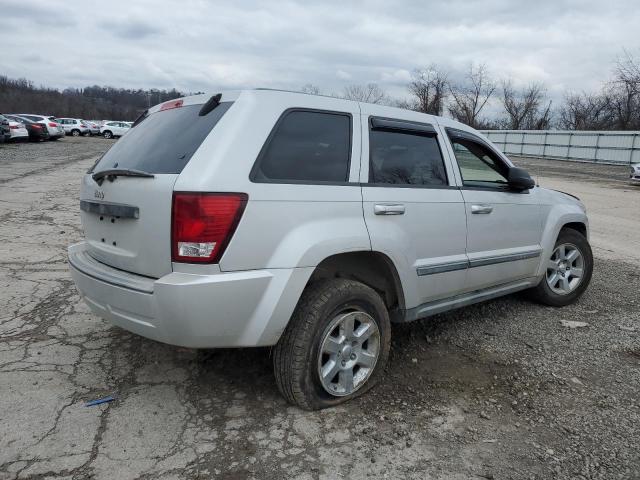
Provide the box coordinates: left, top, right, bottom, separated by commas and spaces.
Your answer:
1, 0, 638, 103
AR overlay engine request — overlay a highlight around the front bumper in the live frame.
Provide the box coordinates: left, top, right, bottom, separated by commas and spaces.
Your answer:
68, 242, 312, 348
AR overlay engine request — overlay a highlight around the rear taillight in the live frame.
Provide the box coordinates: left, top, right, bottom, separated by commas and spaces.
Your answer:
32, 125, 42, 130
48, 122, 57, 127
10, 125, 18, 129
171, 192, 248, 263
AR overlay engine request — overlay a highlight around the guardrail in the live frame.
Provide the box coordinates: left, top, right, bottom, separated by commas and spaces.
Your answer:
480, 130, 640, 165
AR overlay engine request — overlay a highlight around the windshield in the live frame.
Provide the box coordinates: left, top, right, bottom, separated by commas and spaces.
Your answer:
93, 102, 232, 174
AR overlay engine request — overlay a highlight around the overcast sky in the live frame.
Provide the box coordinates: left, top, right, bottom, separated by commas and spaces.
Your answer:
1, 0, 638, 103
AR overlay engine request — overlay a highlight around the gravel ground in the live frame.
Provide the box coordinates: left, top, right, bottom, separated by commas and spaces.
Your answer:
0, 138, 638, 479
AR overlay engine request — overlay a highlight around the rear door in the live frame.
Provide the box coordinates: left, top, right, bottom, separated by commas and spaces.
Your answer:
360, 109, 467, 309
80, 99, 233, 278
443, 128, 542, 291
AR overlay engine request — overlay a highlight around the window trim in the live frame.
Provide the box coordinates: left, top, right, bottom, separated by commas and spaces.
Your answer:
445, 127, 514, 191
370, 116, 437, 136
249, 107, 354, 186
367, 116, 449, 188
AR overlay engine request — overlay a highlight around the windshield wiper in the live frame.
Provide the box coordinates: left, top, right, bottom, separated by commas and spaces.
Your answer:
92, 168, 155, 186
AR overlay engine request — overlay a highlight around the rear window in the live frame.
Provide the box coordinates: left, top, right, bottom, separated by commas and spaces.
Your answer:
251, 110, 351, 183
93, 102, 232, 174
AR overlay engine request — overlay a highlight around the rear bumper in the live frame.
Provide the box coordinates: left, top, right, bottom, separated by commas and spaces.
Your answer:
68, 242, 313, 348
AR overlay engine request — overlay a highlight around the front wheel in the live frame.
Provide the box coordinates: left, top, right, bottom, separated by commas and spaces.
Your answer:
71, 129, 81, 137
273, 278, 391, 410
529, 228, 593, 307
103, 131, 113, 139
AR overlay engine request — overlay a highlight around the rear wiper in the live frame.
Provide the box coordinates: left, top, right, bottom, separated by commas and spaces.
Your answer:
92, 168, 155, 186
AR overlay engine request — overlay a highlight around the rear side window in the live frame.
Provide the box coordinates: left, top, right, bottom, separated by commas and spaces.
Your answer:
369, 125, 447, 186
251, 110, 351, 183
93, 102, 232, 174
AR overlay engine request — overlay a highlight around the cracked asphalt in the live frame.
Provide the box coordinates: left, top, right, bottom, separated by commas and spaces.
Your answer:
0, 138, 639, 479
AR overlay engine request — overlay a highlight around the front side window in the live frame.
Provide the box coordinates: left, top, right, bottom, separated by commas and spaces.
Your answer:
448, 134, 508, 188
252, 110, 351, 183
369, 126, 447, 186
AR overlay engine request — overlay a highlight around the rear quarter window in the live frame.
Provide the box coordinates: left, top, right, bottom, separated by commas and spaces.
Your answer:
93, 102, 232, 174
251, 109, 352, 184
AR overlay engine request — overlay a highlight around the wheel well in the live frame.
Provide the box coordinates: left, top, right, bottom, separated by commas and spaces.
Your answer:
561, 222, 587, 238
306, 252, 405, 312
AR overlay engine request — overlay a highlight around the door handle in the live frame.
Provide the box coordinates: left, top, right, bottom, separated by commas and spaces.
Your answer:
471, 204, 493, 214
374, 204, 405, 215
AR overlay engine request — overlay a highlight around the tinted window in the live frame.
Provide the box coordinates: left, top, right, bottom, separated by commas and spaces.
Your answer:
252, 110, 351, 183
448, 135, 508, 188
93, 102, 232, 174
369, 128, 447, 186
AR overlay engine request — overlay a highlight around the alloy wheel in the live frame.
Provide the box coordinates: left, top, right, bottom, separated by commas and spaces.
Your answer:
546, 243, 584, 295
317, 310, 380, 396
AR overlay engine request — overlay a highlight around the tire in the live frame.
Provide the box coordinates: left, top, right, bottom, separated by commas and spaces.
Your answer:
273, 278, 391, 410
71, 129, 80, 137
103, 131, 113, 139
529, 228, 593, 307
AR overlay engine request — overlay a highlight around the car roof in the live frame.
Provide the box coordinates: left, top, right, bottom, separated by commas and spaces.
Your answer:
147, 88, 478, 135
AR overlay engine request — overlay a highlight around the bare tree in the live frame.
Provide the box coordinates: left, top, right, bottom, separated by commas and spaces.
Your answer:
300, 84, 321, 95
448, 63, 496, 128
608, 50, 640, 129
339, 83, 388, 104
500, 80, 552, 130
407, 65, 448, 115
557, 91, 614, 130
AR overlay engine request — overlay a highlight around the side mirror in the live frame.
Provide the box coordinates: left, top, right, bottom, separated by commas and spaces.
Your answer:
507, 167, 535, 191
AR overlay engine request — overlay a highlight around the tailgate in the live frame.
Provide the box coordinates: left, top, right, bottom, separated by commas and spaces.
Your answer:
79, 97, 234, 278
80, 174, 178, 278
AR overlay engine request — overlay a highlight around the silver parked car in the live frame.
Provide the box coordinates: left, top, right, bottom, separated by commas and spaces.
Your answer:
56, 118, 91, 136
68, 90, 593, 410
630, 164, 640, 184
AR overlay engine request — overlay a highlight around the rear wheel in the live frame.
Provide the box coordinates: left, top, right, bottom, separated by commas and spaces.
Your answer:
273, 278, 391, 410
103, 130, 113, 139
529, 228, 593, 307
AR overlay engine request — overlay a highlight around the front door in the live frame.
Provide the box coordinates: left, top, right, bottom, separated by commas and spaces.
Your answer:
444, 128, 542, 292
360, 111, 468, 310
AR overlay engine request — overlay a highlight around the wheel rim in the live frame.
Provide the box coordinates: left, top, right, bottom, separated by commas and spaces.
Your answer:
546, 243, 585, 295
72, 130, 79, 136
317, 310, 380, 397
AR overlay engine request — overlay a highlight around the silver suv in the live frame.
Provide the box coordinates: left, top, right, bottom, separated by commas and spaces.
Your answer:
68, 90, 593, 410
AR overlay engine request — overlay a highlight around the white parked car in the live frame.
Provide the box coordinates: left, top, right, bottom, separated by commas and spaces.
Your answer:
7, 119, 29, 141
68, 90, 593, 409
14, 114, 64, 140
630, 164, 640, 184
100, 121, 131, 139
56, 118, 91, 136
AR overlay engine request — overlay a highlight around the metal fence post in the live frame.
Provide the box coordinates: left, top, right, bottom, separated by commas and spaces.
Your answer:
594, 133, 601, 163
542, 131, 548, 158
631, 133, 638, 165
567, 133, 573, 159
